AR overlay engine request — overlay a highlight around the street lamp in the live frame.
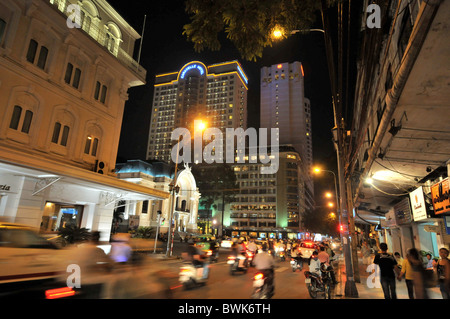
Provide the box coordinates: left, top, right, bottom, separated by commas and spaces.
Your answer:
273, 16, 358, 296
313, 167, 340, 218
271, 27, 325, 40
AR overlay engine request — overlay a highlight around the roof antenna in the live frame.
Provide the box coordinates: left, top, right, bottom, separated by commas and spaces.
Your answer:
137, 14, 147, 64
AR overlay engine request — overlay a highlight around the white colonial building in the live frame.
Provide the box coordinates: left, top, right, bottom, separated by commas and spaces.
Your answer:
115, 160, 201, 235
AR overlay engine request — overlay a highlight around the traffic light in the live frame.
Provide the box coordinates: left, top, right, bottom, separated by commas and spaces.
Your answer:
339, 224, 344, 233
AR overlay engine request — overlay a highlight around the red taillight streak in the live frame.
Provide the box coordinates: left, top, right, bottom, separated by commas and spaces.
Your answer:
254, 273, 264, 280
45, 287, 75, 299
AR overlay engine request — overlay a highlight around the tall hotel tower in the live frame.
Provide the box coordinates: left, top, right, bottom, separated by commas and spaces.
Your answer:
147, 60, 248, 163
260, 62, 314, 213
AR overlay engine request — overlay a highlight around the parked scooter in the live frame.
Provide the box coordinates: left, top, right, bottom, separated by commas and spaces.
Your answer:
228, 254, 248, 275
304, 263, 333, 299
179, 262, 209, 290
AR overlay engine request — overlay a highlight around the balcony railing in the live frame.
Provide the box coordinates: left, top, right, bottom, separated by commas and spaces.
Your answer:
47, 0, 146, 82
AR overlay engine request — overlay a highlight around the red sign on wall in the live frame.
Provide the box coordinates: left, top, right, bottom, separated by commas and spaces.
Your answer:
431, 178, 450, 215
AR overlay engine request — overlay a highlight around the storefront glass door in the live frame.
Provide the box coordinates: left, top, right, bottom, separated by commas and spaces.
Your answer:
40, 202, 84, 232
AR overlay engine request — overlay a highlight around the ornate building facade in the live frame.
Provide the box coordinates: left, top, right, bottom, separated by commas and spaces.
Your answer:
0, 0, 168, 241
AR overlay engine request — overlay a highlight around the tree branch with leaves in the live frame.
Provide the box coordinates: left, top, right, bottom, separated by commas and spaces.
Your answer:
183, 0, 332, 61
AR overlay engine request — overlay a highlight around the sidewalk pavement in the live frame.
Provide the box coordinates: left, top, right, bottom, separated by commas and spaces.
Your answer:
333, 250, 443, 299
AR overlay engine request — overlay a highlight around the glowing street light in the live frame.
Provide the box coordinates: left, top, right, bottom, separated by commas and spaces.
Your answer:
313, 166, 340, 222
272, 28, 283, 39
272, 27, 325, 40
195, 119, 207, 132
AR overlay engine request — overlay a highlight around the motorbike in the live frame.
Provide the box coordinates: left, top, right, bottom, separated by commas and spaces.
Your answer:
228, 253, 248, 275
278, 247, 286, 261
304, 263, 333, 299
251, 271, 273, 299
206, 249, 219, 263
179, 261, 209, 290
290, 257, 303, 272
246, 250, 255, 266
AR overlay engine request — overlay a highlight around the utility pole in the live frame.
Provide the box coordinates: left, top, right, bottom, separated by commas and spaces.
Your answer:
321, 0, 358, 297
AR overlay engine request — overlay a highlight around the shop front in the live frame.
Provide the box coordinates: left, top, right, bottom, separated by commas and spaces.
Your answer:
381, 184, 449, 259
0, 158, 169, 241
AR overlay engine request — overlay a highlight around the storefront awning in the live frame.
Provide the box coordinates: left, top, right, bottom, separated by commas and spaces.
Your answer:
0, 146, 169, 202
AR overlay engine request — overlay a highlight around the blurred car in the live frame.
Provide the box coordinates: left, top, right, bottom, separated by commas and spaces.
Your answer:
298, 241, 319, 260
0, 222, 71, 297
220, 238, 233, 248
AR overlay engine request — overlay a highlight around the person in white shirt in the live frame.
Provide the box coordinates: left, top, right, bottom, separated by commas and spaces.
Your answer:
253, 244, 275, 296
247, 240, 257, 254
309, 251, 322, 276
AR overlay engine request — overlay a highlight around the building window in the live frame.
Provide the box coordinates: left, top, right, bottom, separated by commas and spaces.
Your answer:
94, 81, 107, 103
64, 63, 82, 89
22, 110, 33, 134
26, 39, 49, 70
9, 105, 22, 130
51, 122, 70, 146
0, 18, 6, 45
398, 6, 412, 58
84, 136, 99, 156
9, 105, 33, 134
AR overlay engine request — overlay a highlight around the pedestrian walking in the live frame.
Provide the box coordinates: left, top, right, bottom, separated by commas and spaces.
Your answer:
398, 250, 415, 298
373, 243, 398, 299
435, 247, 450, 299
398, 248, 428, 299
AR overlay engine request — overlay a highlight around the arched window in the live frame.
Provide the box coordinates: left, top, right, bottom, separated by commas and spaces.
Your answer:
9, 105, 33, 134
80, 0, 99, 37
51, 122, 70, 146
83, 124, 102, 159
105, 23, 121, 56
26, 38, 49, 70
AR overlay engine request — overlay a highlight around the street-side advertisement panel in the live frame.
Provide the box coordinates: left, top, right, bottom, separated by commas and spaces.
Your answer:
394, 197, 412, 225
409, 186, 428, 221
431, 178, 450, 215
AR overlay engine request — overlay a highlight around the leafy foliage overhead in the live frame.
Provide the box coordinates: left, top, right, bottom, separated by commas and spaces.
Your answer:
183, 0, 323, 61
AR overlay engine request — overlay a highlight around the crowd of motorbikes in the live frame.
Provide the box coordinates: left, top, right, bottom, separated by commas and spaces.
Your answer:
178, 238, 339, 299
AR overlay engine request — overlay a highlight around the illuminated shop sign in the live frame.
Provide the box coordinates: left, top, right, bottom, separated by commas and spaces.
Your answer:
180, 63, 205, 79
431, 178, 450, 215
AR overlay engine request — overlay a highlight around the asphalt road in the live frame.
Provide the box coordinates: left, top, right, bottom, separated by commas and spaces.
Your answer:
160, 244, 335, 299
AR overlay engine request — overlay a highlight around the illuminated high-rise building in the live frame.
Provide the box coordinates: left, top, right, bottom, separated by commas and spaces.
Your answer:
260, 61, 314, 217
147, 60, 248, 163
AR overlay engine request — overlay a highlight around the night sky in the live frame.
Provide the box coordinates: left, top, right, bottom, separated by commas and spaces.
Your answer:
109, 1, 338, 196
